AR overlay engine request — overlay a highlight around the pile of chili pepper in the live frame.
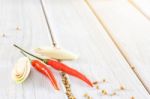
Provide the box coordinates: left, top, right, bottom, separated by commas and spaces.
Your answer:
13, 44, 93, 91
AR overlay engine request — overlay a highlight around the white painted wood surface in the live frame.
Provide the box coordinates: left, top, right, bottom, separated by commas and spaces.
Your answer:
87, 0, 150, 93
0, 0, 150, 98
0, 0, 66, 99
129, 0, 150, 20
41, 0, 150, 98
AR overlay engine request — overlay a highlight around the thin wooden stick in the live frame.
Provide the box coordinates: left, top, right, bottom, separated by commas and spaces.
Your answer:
40, 0, 56, 47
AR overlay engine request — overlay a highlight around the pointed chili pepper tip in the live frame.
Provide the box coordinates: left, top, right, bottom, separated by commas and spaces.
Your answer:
54, 85, 60, 91
31, 60, 60, 91
86, 80, 93, 87
47, 60, 93, 87
54, 88, 60, 92
89, 82, 93, 87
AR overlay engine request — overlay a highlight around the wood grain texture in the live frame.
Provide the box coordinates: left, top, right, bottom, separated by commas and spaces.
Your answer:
41, 0, 150, 98
0, 0, 67, 99
129, 0, 150, 20
87, 0, 150, 94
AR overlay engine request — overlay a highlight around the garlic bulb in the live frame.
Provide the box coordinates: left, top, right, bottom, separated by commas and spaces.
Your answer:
12, 57, 31, 83
34, 47, 78, 60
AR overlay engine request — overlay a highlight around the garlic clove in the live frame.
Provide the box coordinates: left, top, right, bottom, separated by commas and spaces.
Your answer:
12, 57, 31, 84
14, 57, 28, 74
13, 66, 30, 84
34, 47, 78, 60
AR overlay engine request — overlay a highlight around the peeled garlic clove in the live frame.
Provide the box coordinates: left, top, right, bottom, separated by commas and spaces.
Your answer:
12, 57, 31, 84
13, 66, 30, 84
15, 64, 28, 83
34, 47, 78, 60
14, 57, 28, 74
17, 61, 31, 83
12, 70, 24, 84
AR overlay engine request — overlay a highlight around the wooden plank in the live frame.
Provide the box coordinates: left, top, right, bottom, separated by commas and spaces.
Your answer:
129, 0, 150, 20
41, 0, 150, 98
0, 0, 66, 99
87, 0, 150, 93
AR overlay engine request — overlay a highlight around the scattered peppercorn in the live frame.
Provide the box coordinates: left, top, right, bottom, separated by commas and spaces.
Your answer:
130, 96, 135, 99
84, 93, 88, 97
16, 26, 20, 31
93, 81, 98, 85
93, 81, 100, 90
87, 96, 92, 99
83, 93, 92, 99
101, 89, 107, 95
61, 72, 76, 99
131, 67, 135, 70
95, 85, 99, 90
120, 85, 125, 90
102, 79, 106, 83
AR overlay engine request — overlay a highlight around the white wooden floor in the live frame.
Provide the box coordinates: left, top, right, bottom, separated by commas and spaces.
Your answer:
0, 0, 150, 99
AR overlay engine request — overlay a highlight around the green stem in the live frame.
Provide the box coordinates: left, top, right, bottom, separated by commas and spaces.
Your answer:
13, 44, 44, 61
20, 51, 32, 61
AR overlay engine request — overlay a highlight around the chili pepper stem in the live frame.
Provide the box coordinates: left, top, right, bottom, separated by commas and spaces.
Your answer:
13, 44, 45, 61
20, 51, 32, 61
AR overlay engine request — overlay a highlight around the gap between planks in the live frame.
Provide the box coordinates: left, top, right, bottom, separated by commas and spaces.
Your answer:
128, 0, 150, 21
84, 0, 150, 94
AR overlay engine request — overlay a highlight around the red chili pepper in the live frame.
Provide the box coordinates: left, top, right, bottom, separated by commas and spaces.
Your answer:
46, 60, 93, 87
31, 60, 59, 91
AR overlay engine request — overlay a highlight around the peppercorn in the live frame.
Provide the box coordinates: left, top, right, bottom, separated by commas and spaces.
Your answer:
83, 93, 92, 99
120, 85, 125, 90
131, 67, 135, 70
61, 72, 76, 99
95, 85, 99, 90
84, 93, 88, 97
16, 26, 20, 31
130, 96, 135, 99
101, 89, 107, 95
102, 79, 106, 83
93, 81, 98, 85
